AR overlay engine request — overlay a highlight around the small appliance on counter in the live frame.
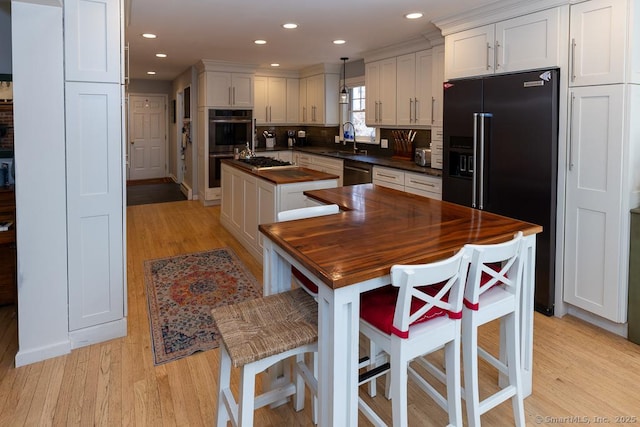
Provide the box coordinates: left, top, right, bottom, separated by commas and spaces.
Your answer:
415, 147, 431, 167
263, 130, 276, 148
297, 130, 306, 146
287, 130, 296, 148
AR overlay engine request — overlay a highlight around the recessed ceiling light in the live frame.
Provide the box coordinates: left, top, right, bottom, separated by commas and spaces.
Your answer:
155, 53, 167, 58
142, 33, 157, 39
254, 39, 267, 45
271, 63, 280, 67
147, 71, 156, 75
333, 39, 346, 45
405, 12, 423, 19
282, 23, 298, 29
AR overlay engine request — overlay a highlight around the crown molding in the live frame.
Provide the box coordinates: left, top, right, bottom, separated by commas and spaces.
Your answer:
433, 0, 570, 36
363, 36, 440, 64
196, 60, 258, 74
254, 68, 301, 79
299, 63, 341, 78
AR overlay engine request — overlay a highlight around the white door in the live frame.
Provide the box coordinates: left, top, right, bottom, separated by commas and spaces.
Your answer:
129, 95, 166, 180
563, 85, 624, 322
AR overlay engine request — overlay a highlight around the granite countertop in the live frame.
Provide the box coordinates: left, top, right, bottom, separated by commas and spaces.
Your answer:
255, 146, 442, 177
221, 158, 339, 185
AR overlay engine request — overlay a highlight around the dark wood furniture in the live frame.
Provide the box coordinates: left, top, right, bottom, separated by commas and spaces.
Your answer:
0, 185, 15, 305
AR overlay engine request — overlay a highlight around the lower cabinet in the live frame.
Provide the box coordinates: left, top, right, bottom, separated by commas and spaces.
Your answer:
221, 163, 338, 262
373, 166, 442, 200
294, 152, 343, 186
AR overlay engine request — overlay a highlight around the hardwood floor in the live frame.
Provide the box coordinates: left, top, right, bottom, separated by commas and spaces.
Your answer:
1, 200, 639, 426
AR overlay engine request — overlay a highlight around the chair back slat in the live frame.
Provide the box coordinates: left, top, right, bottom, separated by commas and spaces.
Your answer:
391, 248, 470, 337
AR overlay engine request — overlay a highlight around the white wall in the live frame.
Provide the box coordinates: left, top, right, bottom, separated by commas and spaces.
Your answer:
12, 0, 71, 365
171, 67, 197, 194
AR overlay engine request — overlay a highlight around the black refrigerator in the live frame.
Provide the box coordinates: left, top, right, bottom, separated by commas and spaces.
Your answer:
442, 68, 559, 315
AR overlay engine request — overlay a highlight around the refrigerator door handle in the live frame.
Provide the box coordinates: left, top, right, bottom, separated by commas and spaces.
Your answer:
478, 113, 492, 210
472, 113, 479, 208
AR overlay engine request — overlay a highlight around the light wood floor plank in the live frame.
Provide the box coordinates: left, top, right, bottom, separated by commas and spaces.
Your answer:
0, 200, 639, 426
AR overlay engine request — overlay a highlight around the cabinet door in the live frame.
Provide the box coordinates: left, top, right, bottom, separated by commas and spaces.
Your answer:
254, 76, 268, 124
564, 85, 624, 322
208, 72, 233, 107
444, 24, 495, 79
286, 78, 300, 123
365, 62, 381, 126
570, 0, 626, 86
66, 82, 123, 330
307, 74, 324, 123
404, 172, 442, 200
431, 46, 445, 127
231, 73, 254, 107
299, 78, 308, 123
377, 58, 397, 126
496, 8, 561, 73
415, 49, 433, 126
268, 77, 287, 123
396, 53, 416, 126
64, 0, 121, 83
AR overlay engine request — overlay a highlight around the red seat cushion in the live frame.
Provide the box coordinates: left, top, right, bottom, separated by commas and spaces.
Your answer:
292, 266, 318, 295
360, 283, 448, 337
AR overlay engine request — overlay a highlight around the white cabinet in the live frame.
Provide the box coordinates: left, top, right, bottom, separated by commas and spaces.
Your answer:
563, 85, 629, 322
404, 171, 442, 200
373, 166, 442, 200
431, 45, 445, 127
430, 126, 443, 170
366, 58, 397, 126
221, 163, 338, 262
254, 76, 287, 124
294, 152, 343, 186
299, 74, 339, 125
272, 150, 293, 163
569, 0, 628, 86
397, 50, 433, 126
444, 8, 561, 79
286, 78, 300, 123
64, 0, 121, 83
198, 71, 254, 108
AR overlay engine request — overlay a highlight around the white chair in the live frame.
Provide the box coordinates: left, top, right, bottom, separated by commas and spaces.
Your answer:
276, 204, 340, 299
358, 248, 471, 426
212, 288, 318, 427
462, 232, 526, 426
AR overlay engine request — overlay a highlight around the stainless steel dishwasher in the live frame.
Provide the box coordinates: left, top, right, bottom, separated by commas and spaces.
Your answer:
343, 160, 372, 185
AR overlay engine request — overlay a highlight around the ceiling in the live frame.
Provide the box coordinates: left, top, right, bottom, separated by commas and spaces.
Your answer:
125, 0, 502, 81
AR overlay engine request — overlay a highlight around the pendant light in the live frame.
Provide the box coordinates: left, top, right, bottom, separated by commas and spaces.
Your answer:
339, 57, 349, 105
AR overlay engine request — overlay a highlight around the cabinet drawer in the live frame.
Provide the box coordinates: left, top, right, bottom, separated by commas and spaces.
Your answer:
373, 166, 404, 186
405, 173, 442, 194
431, 154, 443, 170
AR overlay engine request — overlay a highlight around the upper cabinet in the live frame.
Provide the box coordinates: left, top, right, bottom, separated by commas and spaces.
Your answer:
196, 61, 256, 108
64, 0, 121, 83
396, 50, 432, 126
366, 57, 397, 126
299, 73, 339, 126
254, 76, 287, 124
431, 45, 445, 127
569, 0, 629, 86
444, 8, 562, 80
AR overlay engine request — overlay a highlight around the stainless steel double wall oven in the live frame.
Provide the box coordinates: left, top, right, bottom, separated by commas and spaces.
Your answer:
208, 109, 253, 188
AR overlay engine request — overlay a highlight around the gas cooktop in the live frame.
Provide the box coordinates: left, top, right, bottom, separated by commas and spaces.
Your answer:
239, 156, 294, 170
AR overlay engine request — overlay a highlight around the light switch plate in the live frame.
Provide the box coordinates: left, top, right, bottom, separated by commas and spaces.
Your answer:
381, 138, 388, 149
335, 135, 340, 143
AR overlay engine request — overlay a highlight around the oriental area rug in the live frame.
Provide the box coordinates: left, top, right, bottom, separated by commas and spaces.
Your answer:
144, 248, 262, 365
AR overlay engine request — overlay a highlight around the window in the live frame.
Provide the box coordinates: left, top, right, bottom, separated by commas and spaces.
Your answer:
350, 86, 376, 143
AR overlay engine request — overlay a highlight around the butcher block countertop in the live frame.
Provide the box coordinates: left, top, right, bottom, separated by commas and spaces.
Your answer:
259, 184, 542, 289
221, 159, 338, 184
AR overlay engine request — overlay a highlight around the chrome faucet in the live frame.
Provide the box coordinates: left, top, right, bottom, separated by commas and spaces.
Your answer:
343, 121, 358, 154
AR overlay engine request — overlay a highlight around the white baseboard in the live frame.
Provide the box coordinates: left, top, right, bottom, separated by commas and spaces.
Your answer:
180, 182, 192, 199
565, 305, 628, 338
15, 339, 71, 367
69, 318, 127, 350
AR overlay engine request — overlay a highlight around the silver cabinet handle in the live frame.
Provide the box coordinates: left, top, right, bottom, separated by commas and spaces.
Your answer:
486, 42, 492, 70
409, 179, 435, 187
414, 98, 419, 122
569, 93, 575, 170
379, 102, 382, 123
377, 173, 397, 179
495, 40, 500, 70
266, 106, 269, 122
228, 87, 232, 105
571, 38, 577, 83
409, 98, 414, 123
431, 97, 435, 124
232, 87, 236, 105
269, 106, 272, 122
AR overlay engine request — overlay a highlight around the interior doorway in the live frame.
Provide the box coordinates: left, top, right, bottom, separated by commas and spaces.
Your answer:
128, 94, 168, 181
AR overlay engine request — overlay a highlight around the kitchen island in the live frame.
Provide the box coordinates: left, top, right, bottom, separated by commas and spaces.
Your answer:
220, 159, 339, 262
259, 184, 542, 426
